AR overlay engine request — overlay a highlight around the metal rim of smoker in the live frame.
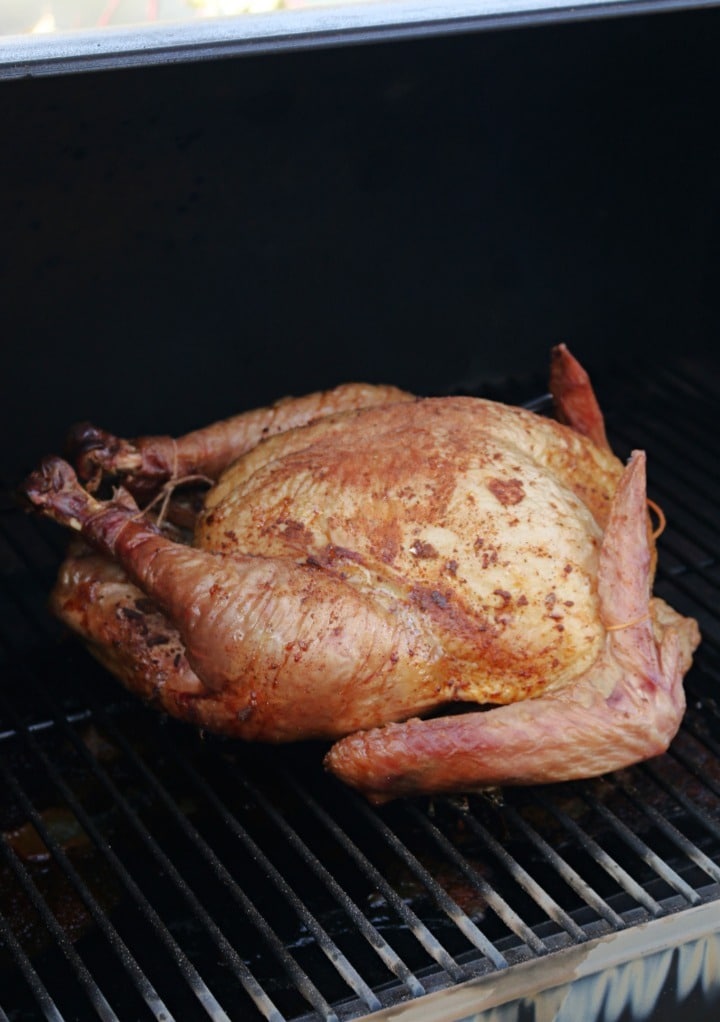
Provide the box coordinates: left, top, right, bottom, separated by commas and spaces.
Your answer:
364, 900, 720, 1020
1, 0, 720, 80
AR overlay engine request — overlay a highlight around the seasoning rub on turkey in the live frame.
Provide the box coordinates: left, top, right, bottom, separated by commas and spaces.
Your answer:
20, 346, 700, 802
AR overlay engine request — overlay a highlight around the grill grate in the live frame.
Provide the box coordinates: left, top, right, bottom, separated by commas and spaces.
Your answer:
1, 360, 720, 1022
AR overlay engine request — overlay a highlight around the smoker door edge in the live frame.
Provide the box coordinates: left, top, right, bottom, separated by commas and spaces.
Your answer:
365, 899, 720, 1021
2, 0, 719, 79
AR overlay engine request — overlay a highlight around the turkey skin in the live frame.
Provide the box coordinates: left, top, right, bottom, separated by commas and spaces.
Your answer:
20, 347, 700, 801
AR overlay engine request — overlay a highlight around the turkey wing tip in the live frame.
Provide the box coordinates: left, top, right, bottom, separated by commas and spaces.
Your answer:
549, 343, 610, 450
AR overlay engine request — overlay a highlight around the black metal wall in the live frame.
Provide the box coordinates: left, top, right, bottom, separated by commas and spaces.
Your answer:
2, 5, 719, 480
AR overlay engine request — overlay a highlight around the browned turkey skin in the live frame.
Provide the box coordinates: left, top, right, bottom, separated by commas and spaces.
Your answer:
20, 346, 700, 801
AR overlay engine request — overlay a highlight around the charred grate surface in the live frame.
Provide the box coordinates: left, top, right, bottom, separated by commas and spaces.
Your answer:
1, 359, 720, 1021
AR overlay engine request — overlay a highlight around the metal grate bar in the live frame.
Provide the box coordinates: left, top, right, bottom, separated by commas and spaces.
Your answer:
611, 416, 720, 516
581, 788, 701, 905
607, 372, 719, 459
152, 730, 389, 1013
0, 830, 119, 1021
0, 495, 65, 567
642, 759, 720, 879
0, 551, 321, 1021
612, 776, 719, 891
500, 805, 625, 929
83, 705, 340, 1022
0, 521, 378, 1021
0, 655, 178, 1022
645, 487, 719, 569
0, 745, 173, 1022
2, 359, 720, 1021
694, 644, 720, 679
0, 678, 233, 1022
607, 424, 720, 566
219, 758, 427, 1000
278, 766, 467, 982
656, 565, 720, 627
0, 581, 287, 1020
16, 670, 284, 1022
402, 803, 548, 955
530, 792, 664, 917
0, 906, 64, 1022
619, 364, 719, 439
336, 794, 509, 971
663, 737, 720, 838
658, 364, 720, 404
617, 360, 719, 438
0, 709, 93, 743
638, 511, 717, 594
443, 803, 587, 942
683, 714, 720, 789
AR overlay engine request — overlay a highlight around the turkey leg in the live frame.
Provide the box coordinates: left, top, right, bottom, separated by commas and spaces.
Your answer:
20, 458, 444, 742
67, 382, 412, 500
324, 451, 700, 802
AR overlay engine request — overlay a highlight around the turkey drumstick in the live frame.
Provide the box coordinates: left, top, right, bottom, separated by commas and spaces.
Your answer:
21, 457, 449, 742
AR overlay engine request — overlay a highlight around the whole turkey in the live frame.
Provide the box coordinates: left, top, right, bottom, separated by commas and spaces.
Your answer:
20, 346, 700, 802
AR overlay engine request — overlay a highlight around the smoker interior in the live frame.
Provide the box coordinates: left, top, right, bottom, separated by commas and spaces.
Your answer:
3, 360, 720, 1022
2, 6, 720, 1021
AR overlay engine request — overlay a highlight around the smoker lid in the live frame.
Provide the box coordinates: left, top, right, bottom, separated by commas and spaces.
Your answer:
1, 0, 720, 80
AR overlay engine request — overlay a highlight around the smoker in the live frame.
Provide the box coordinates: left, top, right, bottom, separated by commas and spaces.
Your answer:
1, 3, 719, 1020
